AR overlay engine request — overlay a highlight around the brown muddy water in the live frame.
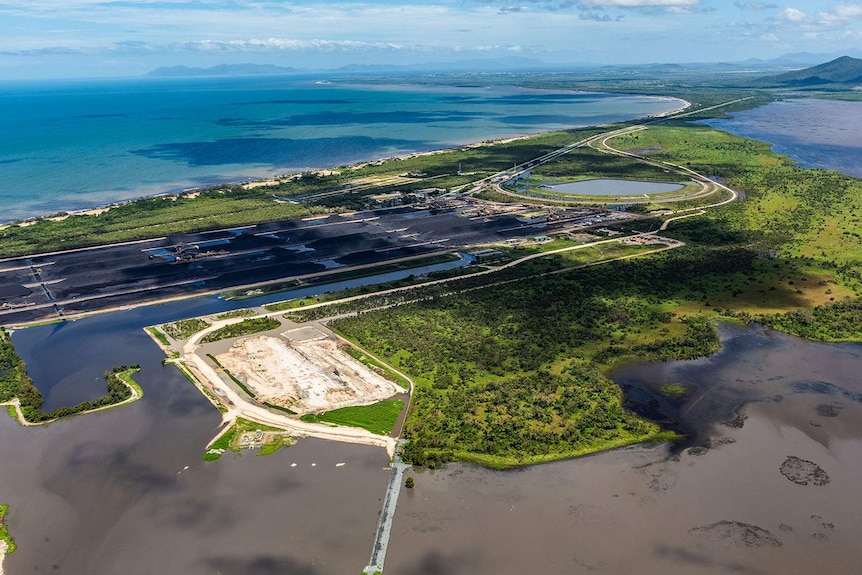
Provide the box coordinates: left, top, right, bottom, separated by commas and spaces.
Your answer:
386, 323, 862, 574
0, 363, 390, 575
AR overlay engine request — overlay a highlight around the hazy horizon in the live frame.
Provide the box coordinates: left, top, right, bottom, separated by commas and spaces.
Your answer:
2, 1, 861, 80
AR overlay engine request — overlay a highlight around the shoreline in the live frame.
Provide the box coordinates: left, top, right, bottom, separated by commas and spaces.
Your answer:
0, 95, 690, 227
0, 368, 143, 427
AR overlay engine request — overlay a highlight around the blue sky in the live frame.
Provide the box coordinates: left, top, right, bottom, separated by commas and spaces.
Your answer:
1, 0, 860, 78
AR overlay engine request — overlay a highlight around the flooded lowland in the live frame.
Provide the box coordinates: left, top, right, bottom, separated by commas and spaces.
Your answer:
0, 378, 390, 574
1, 285, 396, 574
386, 323, 862, 574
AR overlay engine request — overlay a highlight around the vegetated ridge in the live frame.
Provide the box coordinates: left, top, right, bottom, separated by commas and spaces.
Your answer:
754, 56, 862, 87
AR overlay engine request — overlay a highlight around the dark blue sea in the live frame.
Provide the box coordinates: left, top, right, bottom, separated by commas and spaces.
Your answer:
700, 98, 862, 179
0, 75, 684, 222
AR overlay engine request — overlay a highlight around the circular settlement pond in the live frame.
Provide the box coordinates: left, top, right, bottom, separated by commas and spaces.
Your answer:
543, 178, 686, 196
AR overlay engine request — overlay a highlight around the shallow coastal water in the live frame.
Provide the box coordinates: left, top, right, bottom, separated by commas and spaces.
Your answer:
700, 98, 862, 179
0, 77, 684, 222
386, 323, 862, 574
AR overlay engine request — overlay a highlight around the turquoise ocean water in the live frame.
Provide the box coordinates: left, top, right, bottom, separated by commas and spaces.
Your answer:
0, 75, 684, 222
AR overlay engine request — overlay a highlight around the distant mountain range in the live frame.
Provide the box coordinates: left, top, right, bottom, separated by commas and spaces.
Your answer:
754, 56, 862, 87
146, 64, 301, 77
144, 53, 862, 80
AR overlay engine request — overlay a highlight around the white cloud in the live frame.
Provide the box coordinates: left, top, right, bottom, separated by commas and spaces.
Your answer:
579, 0, 699, 5
779, 7, 806, 22
733, 1, 777, 10
830, 4, 862, 18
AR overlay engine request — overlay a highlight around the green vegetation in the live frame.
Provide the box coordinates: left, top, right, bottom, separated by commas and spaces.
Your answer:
761, 298, 862, 341
0, 127, 605, 259
404, 477, 414, 489
400, 367, 662, 468
200, 317, 280, 343
501, 145, 701, 203
206, 354, 257, 398
162, 318, 210, 340
263, 402, 297, 415
224, 369, 256, 398
301, 399, 404, 435
203, 417, 292, 461
1, 331, 141, 423
145, 326, 171, 347
327, 121, 862, 467
179, 361, 228, 414
0, 503, 16, 554
534, 147, 682, 182
0, 185, 323, 259
262, 267, 467, 313
215, 309, 257, 320
342, 345, 411, 388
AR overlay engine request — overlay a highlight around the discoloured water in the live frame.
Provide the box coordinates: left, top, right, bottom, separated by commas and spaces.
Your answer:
385, 323, 862, 574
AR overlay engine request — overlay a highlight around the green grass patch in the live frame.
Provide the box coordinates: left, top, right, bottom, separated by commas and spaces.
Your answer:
216, 309, 257, 320
204, 417, 291, 460
223, 368, 255, 398
342, 345, 411, 388
145, 326, 171, 347
301, 399, 404, 435
200, 317, 281, 343
162, 318, 211, 340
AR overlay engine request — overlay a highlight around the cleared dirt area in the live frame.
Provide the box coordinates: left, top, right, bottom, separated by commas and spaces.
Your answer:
216, 334, 403, 413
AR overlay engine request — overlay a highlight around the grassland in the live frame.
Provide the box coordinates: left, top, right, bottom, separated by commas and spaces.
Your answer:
200, 317, 280, 344
162, 318, 210, 340
300, 399, 404, 436
329, 120, 862, 467
215, 309, 257, 320
144, 326, 171, 347
0, 127, 604, 259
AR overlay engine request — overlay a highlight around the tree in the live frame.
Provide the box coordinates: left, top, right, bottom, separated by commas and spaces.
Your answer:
404, 477, 415, 489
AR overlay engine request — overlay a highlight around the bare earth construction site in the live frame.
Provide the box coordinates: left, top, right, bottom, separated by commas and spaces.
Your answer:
216, 329, 403, 414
